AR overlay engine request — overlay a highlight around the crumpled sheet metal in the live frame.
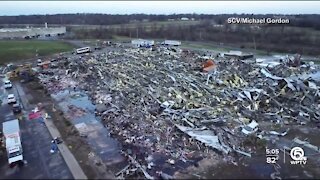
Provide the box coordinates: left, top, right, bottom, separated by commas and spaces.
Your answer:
175, 124, 231, 154
35, 46, 320, 178
261, 68, 283, 80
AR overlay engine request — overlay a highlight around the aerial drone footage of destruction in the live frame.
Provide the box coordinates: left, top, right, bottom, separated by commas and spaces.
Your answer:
0, 1, 320, 179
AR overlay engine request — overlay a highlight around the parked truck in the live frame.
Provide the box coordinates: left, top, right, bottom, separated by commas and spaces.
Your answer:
2, 119, 24, 167
161, 40, 181, 46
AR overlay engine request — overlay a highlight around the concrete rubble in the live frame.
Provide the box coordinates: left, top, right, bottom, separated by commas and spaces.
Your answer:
35, 45, 320, 178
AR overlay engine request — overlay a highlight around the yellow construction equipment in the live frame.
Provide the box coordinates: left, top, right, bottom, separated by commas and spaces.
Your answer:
6, 63, 34, 80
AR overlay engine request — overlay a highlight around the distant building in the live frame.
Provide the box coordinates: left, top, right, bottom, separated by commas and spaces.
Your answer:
0, 23, 66, 39
168, 19, 175, 21
213, 24, 224, 28
131, 39, 154, 47
161, 40, 181, 46
181, 17, 189, 21
142, 19, 149, 22
250, 25, 261, 31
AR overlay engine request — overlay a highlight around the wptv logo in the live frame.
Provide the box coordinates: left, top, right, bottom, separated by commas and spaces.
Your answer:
290, 147, 307, 165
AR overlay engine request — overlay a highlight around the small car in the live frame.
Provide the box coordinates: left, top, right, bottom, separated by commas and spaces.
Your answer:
12, 103, 22, 113
7, 94, 17, 104
4, 80, 13, 89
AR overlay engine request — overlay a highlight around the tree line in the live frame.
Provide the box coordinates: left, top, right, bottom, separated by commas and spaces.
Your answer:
69, 20, 320, 55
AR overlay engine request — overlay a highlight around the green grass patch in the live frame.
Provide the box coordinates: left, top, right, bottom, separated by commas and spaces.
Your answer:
181, 43, 231, 52
182, 41, 273, 56
0, 40, 74, 64
69, 20, 201, 32
112, 35, 132, 41
107, 20, 200, 29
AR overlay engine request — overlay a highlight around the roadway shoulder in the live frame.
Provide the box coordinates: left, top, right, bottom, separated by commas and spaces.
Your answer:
44, 117, 88, 180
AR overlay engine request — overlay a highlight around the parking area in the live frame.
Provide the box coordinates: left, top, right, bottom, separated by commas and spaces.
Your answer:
0, 80, 73, 179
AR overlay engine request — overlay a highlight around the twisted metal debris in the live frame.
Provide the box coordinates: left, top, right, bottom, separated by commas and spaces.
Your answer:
37, 46, 320, 178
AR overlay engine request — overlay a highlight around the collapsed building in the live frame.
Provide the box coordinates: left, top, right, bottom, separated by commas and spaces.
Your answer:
35, 45, 320, 179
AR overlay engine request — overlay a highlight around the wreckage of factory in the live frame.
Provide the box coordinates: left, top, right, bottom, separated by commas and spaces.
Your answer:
16, 43, 320, 179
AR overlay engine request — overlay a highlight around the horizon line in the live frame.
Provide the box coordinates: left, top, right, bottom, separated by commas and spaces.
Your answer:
1, 13, 320, 16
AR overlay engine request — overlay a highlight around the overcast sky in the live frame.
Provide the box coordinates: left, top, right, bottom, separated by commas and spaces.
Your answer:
0, 1, 319, 16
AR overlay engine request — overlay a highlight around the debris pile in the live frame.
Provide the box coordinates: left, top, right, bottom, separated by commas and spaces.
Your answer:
36, 46, 320, 178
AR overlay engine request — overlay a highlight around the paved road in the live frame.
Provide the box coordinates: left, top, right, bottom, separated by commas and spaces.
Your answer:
0, 79, 73, 179
65, 40, 89, 48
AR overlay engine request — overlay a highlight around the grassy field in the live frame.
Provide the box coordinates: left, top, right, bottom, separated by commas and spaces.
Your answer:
68, 20, 201, 31
109, 20, 201, 29
181, 43, 232, 52
112, 35, 166, 42
112, 35, 133, 41
109, 36, 268, 55
0, 40, 74, 64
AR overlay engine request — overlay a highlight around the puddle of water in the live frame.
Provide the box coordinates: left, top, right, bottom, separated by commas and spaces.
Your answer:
51, 90, 200, 177
49, 89, 320, 178
51, 90, 125, 168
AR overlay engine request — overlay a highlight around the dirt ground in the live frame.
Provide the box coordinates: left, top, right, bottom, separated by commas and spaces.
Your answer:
21, 79, 106, 179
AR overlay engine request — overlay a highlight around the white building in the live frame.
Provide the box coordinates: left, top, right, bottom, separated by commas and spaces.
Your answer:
213, 24, 224, 28
181, 17, 189, 21
0, 24, 66, 39
131, 39, 154, 47
162, 40, 181, 46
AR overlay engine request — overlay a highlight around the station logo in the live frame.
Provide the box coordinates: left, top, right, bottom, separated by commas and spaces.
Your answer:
290, 147, 307, 165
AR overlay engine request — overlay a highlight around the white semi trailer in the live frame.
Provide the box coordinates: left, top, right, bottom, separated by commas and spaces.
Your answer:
2, 119, 23, 167
162, 40, 181, 46
76, 47, 91, 54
